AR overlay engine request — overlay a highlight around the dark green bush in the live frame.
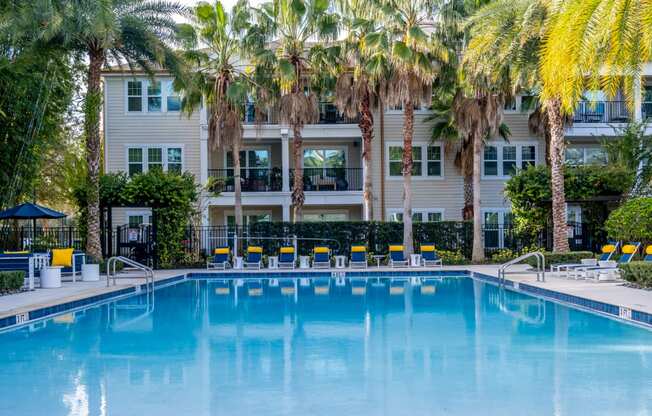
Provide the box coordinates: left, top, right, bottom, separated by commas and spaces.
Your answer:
523, 251, 595, 268
619, 262, 652, 287
0, 271, 25, 293
605, 197, 652, 242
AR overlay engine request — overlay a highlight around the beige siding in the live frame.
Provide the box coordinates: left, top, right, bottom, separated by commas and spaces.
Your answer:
103, 76, 201, 181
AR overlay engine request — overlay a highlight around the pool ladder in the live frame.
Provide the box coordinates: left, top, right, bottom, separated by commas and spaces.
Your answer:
106, 256, 155, 297
498, 251, 545, 286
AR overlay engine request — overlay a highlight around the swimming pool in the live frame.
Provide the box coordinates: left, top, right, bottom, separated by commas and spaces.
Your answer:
0, 275, 650, 416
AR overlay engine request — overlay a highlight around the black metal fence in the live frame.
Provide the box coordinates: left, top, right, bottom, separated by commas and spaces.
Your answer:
291, 168, 363, 191
572, 100, 630, 123
0, 226, 85, 252
208, 168, 283, 192
242, 102, 358, 125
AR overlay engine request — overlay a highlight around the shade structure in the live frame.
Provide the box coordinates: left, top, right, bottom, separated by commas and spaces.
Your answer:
0, 203, 66, 220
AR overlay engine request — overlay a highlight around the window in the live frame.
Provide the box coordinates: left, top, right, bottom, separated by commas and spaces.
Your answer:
166, 82, 180, 111
127, 81, 143, 112
227, 213, 271, 226
389, 209, 443, 222
147, 81, 162, 112
226, 149, 271, 174
388, 144, 443, 178
303, 148, 346, 168
128, 148, 143, 176
303, 213, 348, 222
483, 210, 512, 248
484, 143, 537, 177
148, 148, 163, 171
565, 147, 607, 165
127, 146, 182, 175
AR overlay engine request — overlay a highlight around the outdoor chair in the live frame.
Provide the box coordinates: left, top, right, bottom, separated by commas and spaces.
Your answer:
349, 246, 368, 269
551, 242, 618, 277
244, 246, 263, 269
389, 245, 408, 268
207, 247, 230, 270
420, 245, 443, 267
312, 247, 332, 269
571, 242, 640, 280
278, 246, 296, 269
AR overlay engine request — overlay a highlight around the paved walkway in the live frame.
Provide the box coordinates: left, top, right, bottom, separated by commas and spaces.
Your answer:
1, 265, 651, 320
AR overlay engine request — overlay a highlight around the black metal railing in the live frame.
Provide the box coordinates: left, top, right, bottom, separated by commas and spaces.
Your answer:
242, 102, 358, 125
0, 226, 85, 252
572, 100, 630, 123
290, 167, 363, 191
208, 168, 283, 192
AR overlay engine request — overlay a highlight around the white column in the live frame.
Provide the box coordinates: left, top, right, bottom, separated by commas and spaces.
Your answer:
281, 130, 290, 193
282, 203, 290, 222
634, 76, 643, 122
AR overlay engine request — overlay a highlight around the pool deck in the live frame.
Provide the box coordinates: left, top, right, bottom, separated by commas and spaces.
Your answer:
1, 265, 651, 327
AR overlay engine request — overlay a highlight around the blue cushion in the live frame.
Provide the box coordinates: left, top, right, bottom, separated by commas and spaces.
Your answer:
422, 251, 439, 261
247, 252, 261, 263
213, 253, 228, 263
390, 251, 405, 261
279, 252, 294, 263
351, 251, 366, 262
314, 252, 330, 262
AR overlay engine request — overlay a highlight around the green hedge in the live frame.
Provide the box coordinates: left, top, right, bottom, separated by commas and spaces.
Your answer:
0, 271, 25, 293
523, 251, 594, 268
619, 262, 652, 287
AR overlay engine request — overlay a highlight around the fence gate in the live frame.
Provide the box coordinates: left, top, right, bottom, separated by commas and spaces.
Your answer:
115, 224, 155, 266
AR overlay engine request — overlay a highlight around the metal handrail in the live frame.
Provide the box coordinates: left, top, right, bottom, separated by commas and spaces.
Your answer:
498, 251, 545, 285
106, 256, 154, 293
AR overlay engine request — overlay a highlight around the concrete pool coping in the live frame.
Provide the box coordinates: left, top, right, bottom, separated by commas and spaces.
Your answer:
1, 265, 651, 330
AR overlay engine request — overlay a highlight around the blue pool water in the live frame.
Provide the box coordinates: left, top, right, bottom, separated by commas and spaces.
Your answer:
1, 276, 651, 416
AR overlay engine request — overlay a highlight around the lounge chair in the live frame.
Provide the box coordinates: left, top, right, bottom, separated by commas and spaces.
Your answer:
350, 245, 368, 269
312, 247, 331, 269
551, 242, 618, 277
207, 247, 230, 270
420, 245, 442, 267
0, 251, 49, 290
572, 242, 640, 280
278, 246, 296, 269
389, 245, 408, 268
644, 245, 652, 262
244, 246, 263, 269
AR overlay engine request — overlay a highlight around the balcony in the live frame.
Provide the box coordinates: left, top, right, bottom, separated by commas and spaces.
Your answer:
290, 167, 362, 191
208, 168, 282, 192
242, 102, 358, 125
572, 101, 630, 123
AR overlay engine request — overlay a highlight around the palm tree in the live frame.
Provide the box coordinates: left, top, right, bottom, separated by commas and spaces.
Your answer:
176, 0, 259, 234
363, 0, 447, 254
33, 0, 185, 260
331, 0, 387, 220
249, 0, 339, 221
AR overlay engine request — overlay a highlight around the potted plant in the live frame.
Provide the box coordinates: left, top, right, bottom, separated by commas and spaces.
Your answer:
82, 256, 101, 281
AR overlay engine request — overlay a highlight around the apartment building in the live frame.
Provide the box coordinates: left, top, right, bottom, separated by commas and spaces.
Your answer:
102, 69, 636, 248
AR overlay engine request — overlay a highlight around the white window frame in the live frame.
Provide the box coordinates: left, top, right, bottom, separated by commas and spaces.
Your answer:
387, 208, 445, 222
224, 209, 273, 226
224, 145, 273, 170
386, 142, 444, 180
481, 208, 512, 249
126, 80, 143, 112
482, 142, 538, 179
124, 144, 184, 175
124, 78, 179, 114
565, 147, 608, 166
126, 210, 152, 226
302, 146, 349, 169
303, 209, 350, 222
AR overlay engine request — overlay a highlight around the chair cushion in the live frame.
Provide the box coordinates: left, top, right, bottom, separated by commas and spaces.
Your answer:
214, 247, 229, 255
351, 246, 366, 253
247, 246, 263, 254
601, 244, 616, 253
622, 244, 638, 254
3, 250, 30, 254
646, 245, 652, 255
52, 248, 74, 267
314, 247, 329, 254
389, 245, 403, 252
420, 245, 435, 252
280, 247, 295, 254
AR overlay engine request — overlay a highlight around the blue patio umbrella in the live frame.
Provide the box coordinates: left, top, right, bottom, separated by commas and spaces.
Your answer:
0, 202, 66, 234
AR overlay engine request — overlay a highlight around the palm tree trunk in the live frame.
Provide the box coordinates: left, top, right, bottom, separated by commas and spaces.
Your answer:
233, 138, 243, 252
84, 47, 104, 261
472, 132, 484, 262
359, 90, 374, 221
546, 98, 570, 252
402, 101, 414, 255
291, 124, 304, 221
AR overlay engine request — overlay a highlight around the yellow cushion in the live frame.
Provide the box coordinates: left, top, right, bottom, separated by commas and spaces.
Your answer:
247, 246, 263, 254
622, 244, 638, 254
280, 247, 295, 254
3, 250, 29, 254
420, 245, 435, 252
351, 246, 366, 252
389, 245, 403, 252
602, 244, 616, 253
314, 247, 330, 254
646, 245, 652, 255
52, 248, 74, 267
214, 248, 229, 255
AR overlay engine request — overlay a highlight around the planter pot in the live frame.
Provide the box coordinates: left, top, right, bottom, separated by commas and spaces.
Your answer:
82, 264, 100, 282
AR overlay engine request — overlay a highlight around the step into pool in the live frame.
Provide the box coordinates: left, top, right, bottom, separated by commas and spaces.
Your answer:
0, 276, 650, 416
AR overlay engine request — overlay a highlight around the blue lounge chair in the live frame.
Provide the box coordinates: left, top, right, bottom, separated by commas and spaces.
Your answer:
0, 251, 49, 290
244, 246, 263, 269
644, 245, 652, 262
389, 245, 408, 268
207, 247, 230, 270
420, 245, 442, 267
312, 247, 331, 269
350, 246, 368, 268
552, 242, 619, 276
573, 242, 640, 280
278, 246, 296, 269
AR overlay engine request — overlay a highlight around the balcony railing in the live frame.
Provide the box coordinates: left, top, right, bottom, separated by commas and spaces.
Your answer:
572, 100, 630, 123
290, 167, 363, 191
208, 168, 282, 192
242, 102, 358, 125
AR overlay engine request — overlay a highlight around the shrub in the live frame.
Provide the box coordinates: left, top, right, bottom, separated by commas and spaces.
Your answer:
619, 262, 652, 287
523, 251, 594, 268
437, 249, 469, 265
605, 197, 652, 242
489, 248, 518, 264
0, 271, 25, 293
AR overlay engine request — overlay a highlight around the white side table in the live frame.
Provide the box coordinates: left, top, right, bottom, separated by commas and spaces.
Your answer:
233, 256, 243, 269
41, 266, 63, 288
372, 255, 385, 268
299, 256, 310, 269
410, 254, 422, 267
268, 256, 279, 269
335, 255, 346, 269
